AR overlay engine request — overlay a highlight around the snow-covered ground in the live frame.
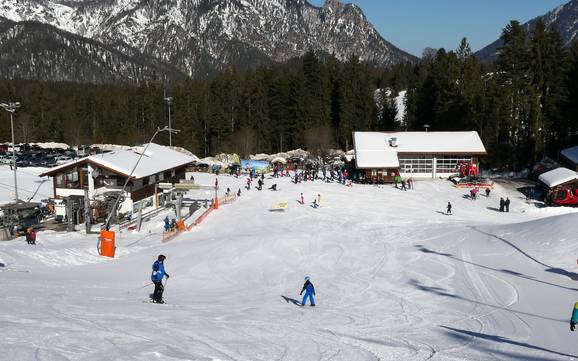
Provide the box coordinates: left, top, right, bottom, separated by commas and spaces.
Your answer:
2, 166, 578, 360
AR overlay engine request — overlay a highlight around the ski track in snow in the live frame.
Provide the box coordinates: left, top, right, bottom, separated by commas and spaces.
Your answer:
2, 167, 578, 360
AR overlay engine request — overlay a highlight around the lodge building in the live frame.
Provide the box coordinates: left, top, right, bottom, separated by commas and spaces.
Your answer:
353, 131, 487, 182
39, 143, 196, 214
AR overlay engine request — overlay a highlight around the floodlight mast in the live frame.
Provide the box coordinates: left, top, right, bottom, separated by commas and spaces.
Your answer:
164, 97, 173, 147
0, 102, 21, 202
103, 126, 180, 231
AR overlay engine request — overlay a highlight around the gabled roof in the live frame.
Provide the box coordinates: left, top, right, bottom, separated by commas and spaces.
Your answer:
353, 131, 486, 169
39, 143, 197, 179
538, 167, 578, 188
561, 146, 578, 165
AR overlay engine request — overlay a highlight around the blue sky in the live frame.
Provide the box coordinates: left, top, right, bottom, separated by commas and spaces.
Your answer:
308, 0, 569, 56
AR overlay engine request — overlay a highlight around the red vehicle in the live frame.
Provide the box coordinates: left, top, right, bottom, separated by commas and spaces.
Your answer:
456, 161, 479, 177
552, 189, 578, 206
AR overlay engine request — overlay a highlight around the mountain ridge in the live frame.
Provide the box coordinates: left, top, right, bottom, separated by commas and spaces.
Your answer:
0, 0, 417, 83
476, 0, 578, 63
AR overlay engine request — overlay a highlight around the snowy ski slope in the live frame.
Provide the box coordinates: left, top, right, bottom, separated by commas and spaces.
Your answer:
1, 167, 578, 360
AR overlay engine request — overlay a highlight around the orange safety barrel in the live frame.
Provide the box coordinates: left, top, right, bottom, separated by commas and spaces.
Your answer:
98, 230, 116, 258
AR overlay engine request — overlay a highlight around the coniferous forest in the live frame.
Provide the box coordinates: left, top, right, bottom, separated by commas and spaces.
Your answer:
0, 19, 577, 170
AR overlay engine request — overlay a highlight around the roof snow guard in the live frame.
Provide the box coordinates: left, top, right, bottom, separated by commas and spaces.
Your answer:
353, 131, 486, 169
538, 167, 578, 188
39, 143, 197, 179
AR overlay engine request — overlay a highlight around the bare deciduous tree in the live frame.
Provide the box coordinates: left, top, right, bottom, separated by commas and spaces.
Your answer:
304, 124, 336, 156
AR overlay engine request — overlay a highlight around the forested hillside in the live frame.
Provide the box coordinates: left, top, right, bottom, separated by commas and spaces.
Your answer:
1, 19, 577, 169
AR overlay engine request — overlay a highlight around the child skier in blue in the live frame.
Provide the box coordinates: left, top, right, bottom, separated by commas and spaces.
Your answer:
151, 255, 170, 303
300, 276, 316, 306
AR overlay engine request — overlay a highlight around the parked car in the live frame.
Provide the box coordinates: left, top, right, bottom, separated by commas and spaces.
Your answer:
55, 156, 73, 165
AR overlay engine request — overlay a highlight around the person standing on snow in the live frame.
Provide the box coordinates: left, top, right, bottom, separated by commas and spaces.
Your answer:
570, 302, 578, 331
300, 193, 304, 205
151, 255, 170, 304
505, 197, 511, 212
300, 276, 316, 306
499, 197, 505, 212
485, 188, 491, 197
25, 227, 36, 245
446, 202, 452, 215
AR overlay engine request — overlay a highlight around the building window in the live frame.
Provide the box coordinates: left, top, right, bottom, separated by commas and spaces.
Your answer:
436, 156, 472, 174
399, 155, 433, 174
142, 176, 149, 186
56, 169, 81, 189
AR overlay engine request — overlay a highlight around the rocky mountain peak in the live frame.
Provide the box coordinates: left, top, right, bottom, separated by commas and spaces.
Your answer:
0, 0, 416, 83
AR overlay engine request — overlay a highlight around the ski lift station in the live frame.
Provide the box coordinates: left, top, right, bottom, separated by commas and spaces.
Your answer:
353, 131, 487, 182
39, 143, 197, 221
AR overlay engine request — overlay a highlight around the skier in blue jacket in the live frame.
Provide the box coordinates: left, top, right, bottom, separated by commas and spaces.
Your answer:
151, 254, 170, 303
300, 276, 316, 307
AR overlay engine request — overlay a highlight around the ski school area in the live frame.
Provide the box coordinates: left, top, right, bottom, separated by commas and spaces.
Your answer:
3, 159, 578, 359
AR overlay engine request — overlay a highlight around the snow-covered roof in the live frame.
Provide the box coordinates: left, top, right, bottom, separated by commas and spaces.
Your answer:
354, 132, 400, 168
538, 167, 578, 188
40, 143, 196, 179
561, 146, 578, 164
358, 131, 487, 154
353, 131, 486, 169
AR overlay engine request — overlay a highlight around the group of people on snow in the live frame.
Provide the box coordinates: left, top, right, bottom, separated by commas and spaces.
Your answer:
393, 175, 413, 191
499, 197, 511, 212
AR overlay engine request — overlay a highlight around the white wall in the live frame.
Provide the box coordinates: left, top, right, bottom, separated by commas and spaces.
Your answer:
55, 188, 85, 197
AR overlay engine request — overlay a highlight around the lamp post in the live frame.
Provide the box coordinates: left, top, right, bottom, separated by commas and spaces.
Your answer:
0, 102, 21, 202
164, 97, 173, 147
103, 126, 180, 232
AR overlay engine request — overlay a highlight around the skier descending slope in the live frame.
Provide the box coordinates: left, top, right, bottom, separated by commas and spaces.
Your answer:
300, 276, 316, 307
151, 255, 170, 304
570, 302, 578, 331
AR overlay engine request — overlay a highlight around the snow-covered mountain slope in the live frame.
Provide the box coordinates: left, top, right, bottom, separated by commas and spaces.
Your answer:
476, 0, 578, 63
0, 0, 416, 82
2, 167, 578, 360
0, 16, 187, 84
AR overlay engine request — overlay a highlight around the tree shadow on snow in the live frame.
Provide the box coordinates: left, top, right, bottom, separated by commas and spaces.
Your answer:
469, 227, 578, 281
440, 325, 578, 360
408, 278, 565, 323
414, 245, 578, 292
281, 296, 302, 306
545, 268, 578, 281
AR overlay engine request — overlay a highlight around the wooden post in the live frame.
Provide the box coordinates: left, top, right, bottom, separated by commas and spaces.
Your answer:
154, 184, 158, 209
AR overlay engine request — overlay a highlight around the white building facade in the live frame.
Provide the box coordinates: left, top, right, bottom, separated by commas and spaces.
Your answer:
353, 131, 487, 181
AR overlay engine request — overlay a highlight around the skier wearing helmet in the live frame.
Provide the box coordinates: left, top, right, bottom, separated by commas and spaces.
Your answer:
300, 276, 316, 307
151, 255, 170, 304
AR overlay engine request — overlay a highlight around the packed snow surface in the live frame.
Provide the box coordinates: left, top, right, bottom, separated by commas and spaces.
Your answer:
2, 166, 578, 360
